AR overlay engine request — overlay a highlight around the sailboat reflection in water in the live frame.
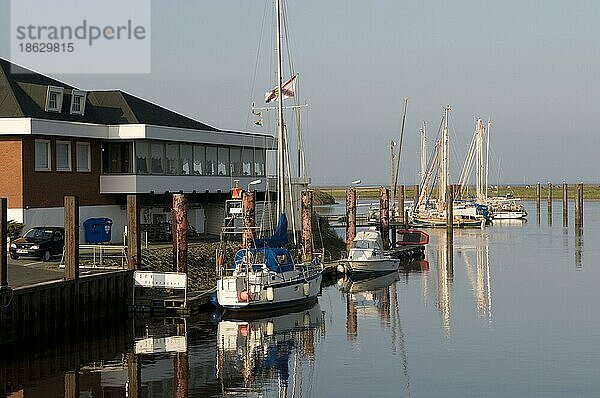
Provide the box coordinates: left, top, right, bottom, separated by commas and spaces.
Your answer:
215, 303, 323, 396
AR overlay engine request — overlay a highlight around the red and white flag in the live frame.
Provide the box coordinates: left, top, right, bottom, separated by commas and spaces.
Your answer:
264, 74, 297, 103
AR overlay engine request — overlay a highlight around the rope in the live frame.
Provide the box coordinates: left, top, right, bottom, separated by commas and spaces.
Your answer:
245, 0, 270, 131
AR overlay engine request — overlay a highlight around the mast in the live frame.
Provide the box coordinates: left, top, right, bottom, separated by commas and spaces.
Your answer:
476, 118, 485, 201
439, 106, 450, 209
485, 120, 491, 199
420, 123, 427, 185
276, 0, 285, 215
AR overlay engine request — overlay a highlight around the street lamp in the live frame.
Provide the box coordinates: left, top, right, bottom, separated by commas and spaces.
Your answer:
247, 179, 262, 191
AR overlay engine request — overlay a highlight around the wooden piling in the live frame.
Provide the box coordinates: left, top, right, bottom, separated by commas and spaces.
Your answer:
346, 187, 357, 253
413, 184, 420, 207
301, 190, 313, 263
127, 195, 141, 270
575, 182, 584, 228
379, 187, 390, 250
64, 196, 79, 281
172, 194, 188, 273
242, 191, 256, 248
398, 185, 405, 225
579, 183, 584, 227
547, 182, 552, 213
64, 369, 79, 398
562, 182, 568, 227
536, 182, 541, 223
1, 198, 7, 287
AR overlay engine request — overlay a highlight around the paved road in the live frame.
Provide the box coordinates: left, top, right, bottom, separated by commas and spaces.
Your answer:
7, 256, 64, 288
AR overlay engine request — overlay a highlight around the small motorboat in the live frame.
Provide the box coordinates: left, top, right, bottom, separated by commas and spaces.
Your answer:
344, 229, 399, 275
395, 229, 429, 246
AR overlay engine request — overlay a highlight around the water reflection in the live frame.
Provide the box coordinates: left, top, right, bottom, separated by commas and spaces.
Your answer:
575, 226, 583, 268
215, 303, 323, 397
460, 232, 493, 322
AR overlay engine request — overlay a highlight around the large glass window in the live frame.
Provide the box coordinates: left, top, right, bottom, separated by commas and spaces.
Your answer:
205, 146, 217, 176
165, 143, 180, 175
181, 144, 193, 175
230, 147, 242, 176
193, 145, 205, 175
254, 149, 265, 176
151, 142, 164, 174
34, 139, 51, 171
242, 148, 253, 176
217, 147, 229, 176
135, 141, 150, 174
102, 142, 132, 173
76, 142, 91, 172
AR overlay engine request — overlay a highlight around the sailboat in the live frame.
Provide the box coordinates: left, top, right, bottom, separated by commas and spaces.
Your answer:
411, 107, 486, 228
457, 118, 527, 220
215, 0, 323, 311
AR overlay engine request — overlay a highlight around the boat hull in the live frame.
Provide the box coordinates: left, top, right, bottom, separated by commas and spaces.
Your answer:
346, 258, 400, 274
492, 210, 528, 219
216, 271, 322, 311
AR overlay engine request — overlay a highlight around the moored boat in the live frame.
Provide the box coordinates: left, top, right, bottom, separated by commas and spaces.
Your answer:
344, 229, 400, 274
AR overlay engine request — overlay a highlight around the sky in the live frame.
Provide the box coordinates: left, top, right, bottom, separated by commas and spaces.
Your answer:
1, 0, 599, 186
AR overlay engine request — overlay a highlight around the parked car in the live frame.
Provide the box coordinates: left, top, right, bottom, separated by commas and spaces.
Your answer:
10, 227, 65, 261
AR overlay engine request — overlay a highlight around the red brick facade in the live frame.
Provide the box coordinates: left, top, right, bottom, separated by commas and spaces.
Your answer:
0, 137, 23, 209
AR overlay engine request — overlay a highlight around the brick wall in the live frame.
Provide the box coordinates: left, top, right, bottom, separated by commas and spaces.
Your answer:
0, 137, 23, 209
21, 136, 118, 208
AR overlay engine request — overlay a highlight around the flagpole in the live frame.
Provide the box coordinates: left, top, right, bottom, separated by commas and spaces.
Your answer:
276, 0, 285, 216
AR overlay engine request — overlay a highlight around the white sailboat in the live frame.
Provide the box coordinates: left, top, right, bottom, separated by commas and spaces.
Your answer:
457, 118, 527, 220
215, 0, 322, 311
411, 107, 486, 228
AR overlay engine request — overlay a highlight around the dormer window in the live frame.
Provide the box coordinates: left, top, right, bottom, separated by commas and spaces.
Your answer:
70, 90, 87, 115
45, 86, 64, 112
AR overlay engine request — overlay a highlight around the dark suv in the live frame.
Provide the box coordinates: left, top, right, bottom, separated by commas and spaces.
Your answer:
10, 227, 65, 261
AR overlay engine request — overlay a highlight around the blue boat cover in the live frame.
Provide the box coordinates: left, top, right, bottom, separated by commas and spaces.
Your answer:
252, 214, 289, 248
235, 247, 295, 273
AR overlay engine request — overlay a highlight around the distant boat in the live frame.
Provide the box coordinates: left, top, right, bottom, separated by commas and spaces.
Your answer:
343, 229, 400, 275
411, 106, 486, 228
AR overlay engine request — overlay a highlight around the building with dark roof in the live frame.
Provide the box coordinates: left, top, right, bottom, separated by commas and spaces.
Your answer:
0, 58, 275, 240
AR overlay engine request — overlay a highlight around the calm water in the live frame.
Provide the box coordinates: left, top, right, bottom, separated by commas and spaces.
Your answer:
4, 201, 600, 397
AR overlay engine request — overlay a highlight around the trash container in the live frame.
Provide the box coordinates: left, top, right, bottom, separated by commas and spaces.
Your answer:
83, 218, 113, 243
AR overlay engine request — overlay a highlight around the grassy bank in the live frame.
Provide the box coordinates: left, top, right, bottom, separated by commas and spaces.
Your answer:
315, 184, 600, 200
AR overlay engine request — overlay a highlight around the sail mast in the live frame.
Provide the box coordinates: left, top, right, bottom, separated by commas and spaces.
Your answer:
275, 0, 285, 215
439, 106, 449, 209
420, 122, 427, 185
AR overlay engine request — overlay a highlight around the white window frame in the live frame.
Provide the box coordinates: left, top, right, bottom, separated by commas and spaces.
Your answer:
56, 140, 72, 171
45, 86, 64, 112
34, 139, 51, 171
70, 90, 87, 115
76, 142, 91, 172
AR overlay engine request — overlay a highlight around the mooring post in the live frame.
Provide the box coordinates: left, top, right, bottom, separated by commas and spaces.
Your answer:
536, 182, 541, 223
127, 351, 142, 398
379, 187, 390, 250
242, 190, 256, 248
346, 187, 357, 254
64, 196, 79, 280
413, 184, 420, 208
398, 185, 405, 225
547, 181, 553, 213
578, 182, 584, 228
574, 183, 581, 228
301, 190, 313, 263
172, 194, 188, 273
127, 195, 141, 270
64, 369, 79, 398
562, 182, 568, 227
1, 198, 7, 287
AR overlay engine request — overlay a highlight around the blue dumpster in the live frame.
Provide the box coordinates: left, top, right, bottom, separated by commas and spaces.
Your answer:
83, 218, 113, 243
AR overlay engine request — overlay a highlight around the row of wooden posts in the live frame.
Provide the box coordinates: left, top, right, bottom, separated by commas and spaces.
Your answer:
535, 182, 584, 227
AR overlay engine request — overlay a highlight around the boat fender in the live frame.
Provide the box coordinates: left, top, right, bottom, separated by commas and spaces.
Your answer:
266, 321, 274, 336
238, 290, 250, 302
266, 286, 274, 301
303, 311, 311, 327
303, 282, 310, 296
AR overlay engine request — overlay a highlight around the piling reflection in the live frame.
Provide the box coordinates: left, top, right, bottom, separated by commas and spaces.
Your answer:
215, 302, 323, 397
575, 226, 583, 268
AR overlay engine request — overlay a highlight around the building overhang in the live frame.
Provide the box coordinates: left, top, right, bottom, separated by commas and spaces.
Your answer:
100, 174, 268, 195
0, 118, 275, 149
